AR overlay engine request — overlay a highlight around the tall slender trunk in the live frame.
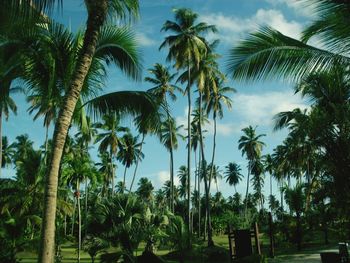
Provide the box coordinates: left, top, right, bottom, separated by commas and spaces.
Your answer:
39, 2, 108, 262
84, 178, 88, 237
110, 149, 115, 196
0, 111, 2, 177
208, 113, 217, 193
198, 150, 201, 238
186, 59, 192, 242
122, 165, 127, 193
244, 163, 251, 219
71, 197, 76, 236
280, 180, 284, 212
77, 180, 81, 263
129, 135, 145, 192
270, 173, 273, 200
165, 99, 175, 213
198, 92, 214, 247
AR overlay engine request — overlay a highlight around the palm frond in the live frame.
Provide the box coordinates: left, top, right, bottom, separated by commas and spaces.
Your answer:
227, 26, 350, 83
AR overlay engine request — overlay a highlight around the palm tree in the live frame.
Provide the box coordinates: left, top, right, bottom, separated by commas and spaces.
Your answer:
95, 152, 114, 196
12, 134, 34, 163
284, 184, 305, 250
8, 1, 142, 260
95, 114, 128, 195
117, 132, 144, 192
160, 8, 216, 243
206, 164, 222, 193
238, 126, 265, 217
0, 78, 20, 176
1, 137, 14, 169
136, 177, 154, 203
205, 77, 234, 190
263, 154, 275, 200
62, 147, 94, 263
145, 63, 181, 212
250, 158, 265, 211
177, 165, 188, 200
224, 162, 243, 193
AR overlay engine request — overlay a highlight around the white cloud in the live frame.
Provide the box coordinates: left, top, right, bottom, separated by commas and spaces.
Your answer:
265, 0, 315, 18
136, 32, 157, 47
200, 8, 303, 45
233, 90, 308, 128
155, 170, 180, 187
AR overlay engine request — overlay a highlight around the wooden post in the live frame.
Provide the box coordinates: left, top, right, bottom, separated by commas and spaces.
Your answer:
268, 212, 275, 258
254, 223, 261, 255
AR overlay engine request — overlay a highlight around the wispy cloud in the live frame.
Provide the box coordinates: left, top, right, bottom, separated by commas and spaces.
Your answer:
200, 8, 303, 45
232, 90, 308, 128
264, 0, 315, 18
136, 32, 157, 47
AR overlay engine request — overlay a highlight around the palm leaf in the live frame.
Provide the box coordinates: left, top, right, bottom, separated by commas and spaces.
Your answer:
227, 26, 350, 83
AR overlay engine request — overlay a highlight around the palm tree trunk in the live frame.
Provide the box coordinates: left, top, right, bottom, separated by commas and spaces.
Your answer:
110, 149, 115, 196
84, 177, 88, 237
198, 92, 214, 247
44, 124, 49, 165
244, 164, 251, 219
186, 59, 192, 241
39, 2, 108, 261
129, 134, 145, 192
165, 99, 175, 213
209, 114, 217, 192
0, 111, 2, 177
71, 197, 76, 236
198, 150, 201, 238
123, 165, 127, 193
77, 180, 81, 263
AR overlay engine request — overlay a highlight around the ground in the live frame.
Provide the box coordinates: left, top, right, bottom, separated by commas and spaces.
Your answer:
17, 235, 338, 262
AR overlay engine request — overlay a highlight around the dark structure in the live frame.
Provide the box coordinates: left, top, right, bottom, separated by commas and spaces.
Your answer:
227, 223, 261, 262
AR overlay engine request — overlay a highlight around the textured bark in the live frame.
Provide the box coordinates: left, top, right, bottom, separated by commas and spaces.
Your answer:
38, 1, 108, 262
110, 149, 115, 196
186, 60, 192, 240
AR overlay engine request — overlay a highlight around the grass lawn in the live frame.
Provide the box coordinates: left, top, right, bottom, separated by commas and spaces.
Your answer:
17, 234, 339, 262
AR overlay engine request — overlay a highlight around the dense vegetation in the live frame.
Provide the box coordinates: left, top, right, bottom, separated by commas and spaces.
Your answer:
1, 0, 350, 262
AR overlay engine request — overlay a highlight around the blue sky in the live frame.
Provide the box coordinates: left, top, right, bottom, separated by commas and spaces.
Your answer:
4, 0, 313, 199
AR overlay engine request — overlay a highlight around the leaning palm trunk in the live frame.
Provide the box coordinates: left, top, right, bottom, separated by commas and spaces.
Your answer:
186, 59, 192, 239
198, 92, 214, 247
129, 134, 145, 192
39, 2, 108, 262
167, 103, 175, 213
